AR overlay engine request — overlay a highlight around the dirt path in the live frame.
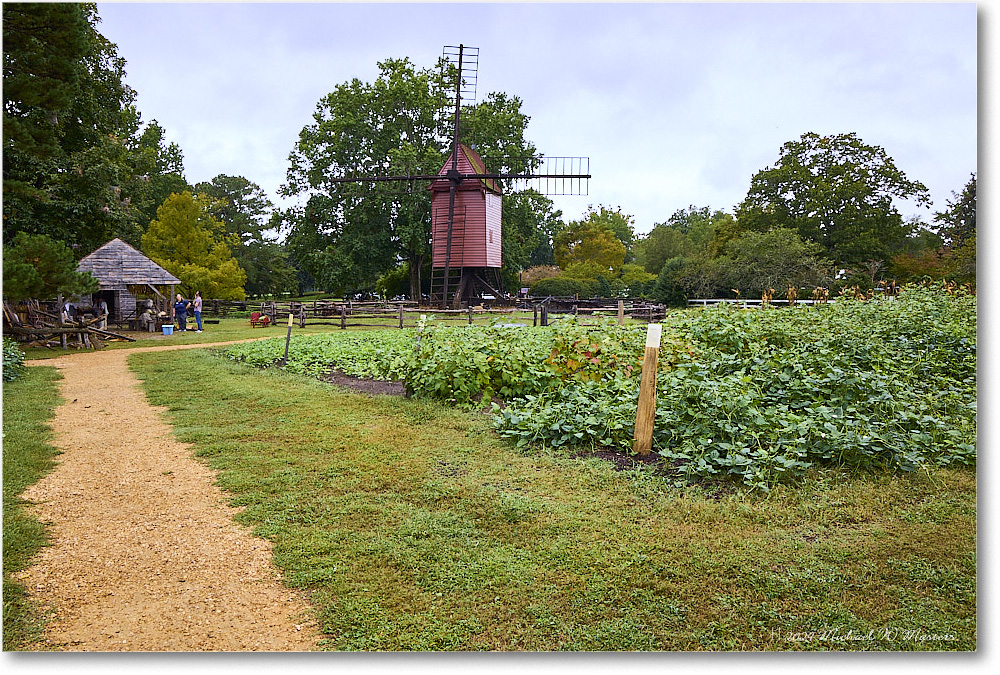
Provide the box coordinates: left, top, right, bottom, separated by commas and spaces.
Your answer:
18, 343, 320, 651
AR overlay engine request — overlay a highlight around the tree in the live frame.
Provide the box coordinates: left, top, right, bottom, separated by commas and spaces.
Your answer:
736, 132, 931, 267
934, 173, 975, 285
500, 189, 563, 289
2, 232, 98, 302
553, 218, 626, 276
3, 3, 158, 252
141, 191, 247, 299
718, 228, 831, 296
934, 173, 975, 247
282, 58, 447, 297
282, 56, 546, 299
194, 175, 298, 297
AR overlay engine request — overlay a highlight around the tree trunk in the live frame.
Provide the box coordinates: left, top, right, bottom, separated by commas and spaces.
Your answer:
408, 252, 424, 302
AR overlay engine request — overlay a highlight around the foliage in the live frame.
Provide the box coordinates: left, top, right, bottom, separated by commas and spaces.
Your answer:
141, 191, 247, 299
520, 265, 561, 287
736, 132, 931, 268
3, 4, 177, 252
227, 283, 975, 492
553, 212, 627, 276
718, 227, 831, 297
500, 190, 563, 289
497, 284, 976, 491
2, 231, 99, 302
2, 337, 26, 381
529, 275, 598, 298
934, 173, 975, 248
195, 174, 299, 297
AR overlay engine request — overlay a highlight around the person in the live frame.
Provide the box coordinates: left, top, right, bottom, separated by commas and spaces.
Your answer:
93, 296, 108, 330
172, 293, 191, 332
192, 291, 203, 332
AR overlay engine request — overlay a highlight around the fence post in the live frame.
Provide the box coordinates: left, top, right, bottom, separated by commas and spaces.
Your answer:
398, 304, 404, 329
340, 304, 347, 330
633, 323, 662, 456
468, 304, 473, 325
299, 303, 306, 328
618, 299, 625, 326
281, 312, 294, 366
533, 304, 538, 327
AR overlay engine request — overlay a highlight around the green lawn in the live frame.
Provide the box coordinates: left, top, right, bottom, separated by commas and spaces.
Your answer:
2, 366, 63, 650
129, 348, 976, 651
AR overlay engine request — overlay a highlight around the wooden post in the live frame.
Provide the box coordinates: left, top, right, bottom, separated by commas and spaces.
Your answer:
618, 299, 625, 326
542, 305, 548, 327
533, 304, 538, 327
281, 313, 294, 366
468, 304, 473, 325
340, 304, 347, 330
573, 304, 578, 317
398, 304, 404, 329
633, 323, 662, 456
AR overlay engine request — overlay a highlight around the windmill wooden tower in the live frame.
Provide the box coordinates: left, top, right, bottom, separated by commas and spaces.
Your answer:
332, 44, 591, 309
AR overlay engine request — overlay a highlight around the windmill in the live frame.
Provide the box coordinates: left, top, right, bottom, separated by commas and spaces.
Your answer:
331, 44, 591, 309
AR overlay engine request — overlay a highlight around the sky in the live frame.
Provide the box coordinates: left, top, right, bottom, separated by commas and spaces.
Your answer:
92, 1, 979, 236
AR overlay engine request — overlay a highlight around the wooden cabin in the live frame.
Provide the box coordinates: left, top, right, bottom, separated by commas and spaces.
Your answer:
429, 144, 504, 304
76, 238, 181, 324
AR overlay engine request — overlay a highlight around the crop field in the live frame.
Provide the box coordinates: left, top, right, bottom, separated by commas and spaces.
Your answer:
223, 284, 976, 492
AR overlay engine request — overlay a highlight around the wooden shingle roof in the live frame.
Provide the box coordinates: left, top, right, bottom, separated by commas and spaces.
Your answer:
77, 238, 181, 289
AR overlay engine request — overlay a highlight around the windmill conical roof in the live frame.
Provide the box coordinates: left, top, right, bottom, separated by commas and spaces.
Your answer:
432, 144, 501, 195
77, 238, 181, 289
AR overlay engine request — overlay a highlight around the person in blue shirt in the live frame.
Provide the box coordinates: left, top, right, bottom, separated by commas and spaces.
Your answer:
173, 294, 191, 331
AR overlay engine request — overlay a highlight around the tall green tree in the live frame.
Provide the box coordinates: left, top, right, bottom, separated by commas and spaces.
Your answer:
2, 232, 98, 302
3, 3, 158, 252
281, 56, 545, 299
718, 227, 831, 296
934, 173, 976, 284
553, 217, 626, 276
282, 58, 447, 297
736, 132, 931, 267
195, 175, 299, 297
141, 191, 246, 300
935, 173, 975, 247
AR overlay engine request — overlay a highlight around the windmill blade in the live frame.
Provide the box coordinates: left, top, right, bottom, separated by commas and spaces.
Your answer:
442, 45, 479, 143
461, 156, 592, 196
512, 156, 591, 195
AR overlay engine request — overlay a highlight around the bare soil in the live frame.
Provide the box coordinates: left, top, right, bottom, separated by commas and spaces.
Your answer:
18, 342, 319, 651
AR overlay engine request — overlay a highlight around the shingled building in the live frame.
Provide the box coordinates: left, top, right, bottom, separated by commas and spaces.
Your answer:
76, 238, 181, 324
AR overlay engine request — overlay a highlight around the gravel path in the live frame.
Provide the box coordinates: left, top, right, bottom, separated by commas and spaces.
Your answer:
18, 343, 319, 651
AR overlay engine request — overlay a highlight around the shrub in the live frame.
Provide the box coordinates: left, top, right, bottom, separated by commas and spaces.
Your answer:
3, 338, 26, 382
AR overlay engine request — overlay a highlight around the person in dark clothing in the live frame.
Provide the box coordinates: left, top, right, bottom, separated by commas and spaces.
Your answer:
173, 294, 191, 331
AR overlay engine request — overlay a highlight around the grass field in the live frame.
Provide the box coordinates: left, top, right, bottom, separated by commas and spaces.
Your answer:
126, 348, 976, 651
2, 366, 63, 650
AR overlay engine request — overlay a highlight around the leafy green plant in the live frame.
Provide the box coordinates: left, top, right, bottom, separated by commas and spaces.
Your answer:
3, 337, 27, 382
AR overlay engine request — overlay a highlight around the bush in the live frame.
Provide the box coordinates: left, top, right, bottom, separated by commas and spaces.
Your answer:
530, 276, 598, 298
3, 338, 26, 382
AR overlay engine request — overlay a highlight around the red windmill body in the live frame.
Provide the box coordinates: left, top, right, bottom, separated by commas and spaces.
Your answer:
429, 144, 503, 301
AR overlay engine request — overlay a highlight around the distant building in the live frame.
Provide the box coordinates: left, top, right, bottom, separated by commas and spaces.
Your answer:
76, 238, 180, 323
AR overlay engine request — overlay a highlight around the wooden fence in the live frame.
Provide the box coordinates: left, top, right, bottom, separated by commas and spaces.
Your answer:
221, 298, 667, 330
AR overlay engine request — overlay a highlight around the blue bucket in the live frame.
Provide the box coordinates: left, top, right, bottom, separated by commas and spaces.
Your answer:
162, 325, 174, 336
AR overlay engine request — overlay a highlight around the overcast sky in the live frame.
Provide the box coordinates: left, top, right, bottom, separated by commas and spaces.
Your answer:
93, 1, 978, 236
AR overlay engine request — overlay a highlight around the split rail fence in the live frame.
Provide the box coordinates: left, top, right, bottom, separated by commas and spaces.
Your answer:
208, 298, 667, 330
